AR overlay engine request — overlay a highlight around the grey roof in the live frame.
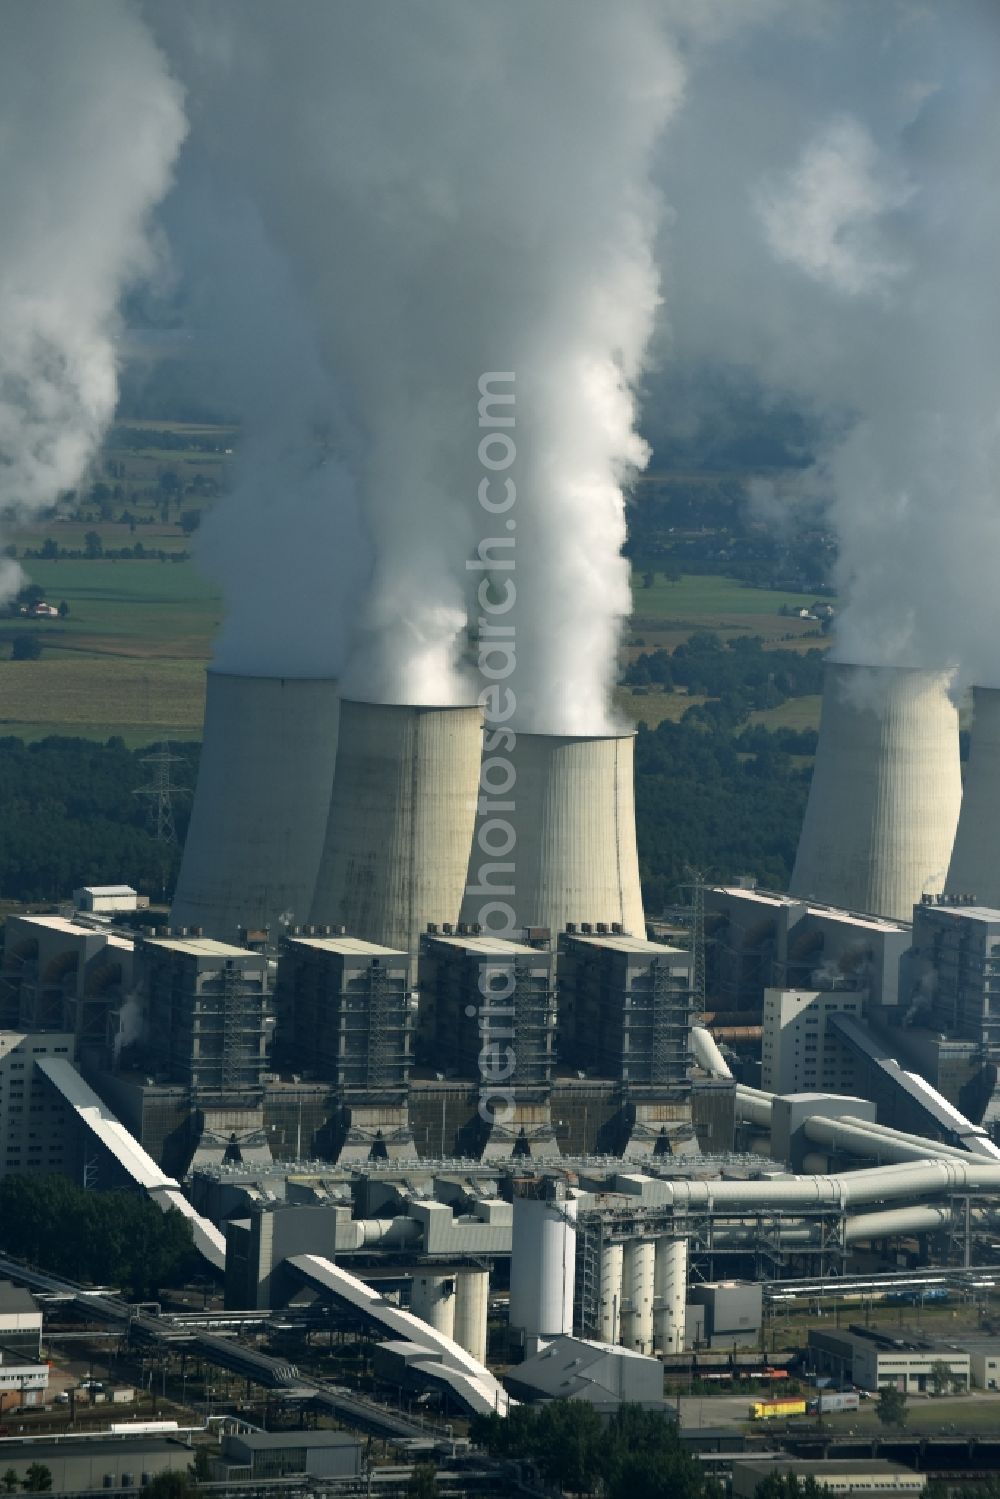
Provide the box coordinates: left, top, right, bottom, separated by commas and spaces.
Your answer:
0, 1281, 39, 1315
505, 1334, 654, 1400
734, 1460, 922, 1478
229, 1431, 358, 1450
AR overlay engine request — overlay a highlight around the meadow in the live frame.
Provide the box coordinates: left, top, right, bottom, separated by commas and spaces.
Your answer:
0, 420, 830, 748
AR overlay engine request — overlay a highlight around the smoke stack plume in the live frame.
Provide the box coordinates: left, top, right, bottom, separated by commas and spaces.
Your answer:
310, 700, 483, 957
0, 4, 184, 595
461, 732, 645, 939
171, 672, 340, 940
790, 663, 961, 922
148, 2, 681, 725
946, 687, 1000, 907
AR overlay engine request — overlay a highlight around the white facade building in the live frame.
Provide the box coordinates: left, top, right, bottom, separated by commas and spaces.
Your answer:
0, 1032, 75, 1179
761, 988, 864, 1094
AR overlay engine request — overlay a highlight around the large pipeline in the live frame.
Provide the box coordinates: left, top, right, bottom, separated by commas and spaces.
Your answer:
689, 1025, 734, 1080
623, 1157, 1000, 1212
804, 1115, 976, 1165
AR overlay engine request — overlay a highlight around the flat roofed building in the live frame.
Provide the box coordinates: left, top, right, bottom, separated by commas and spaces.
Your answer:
73, 885, 139, 913
420, 931, 555, 1091
278, 936, 410, 1092
809, 1326, 970, 1394
141, 936, 268, 1099
219, 1430, 362, 1481
0, 1031, 75, 1180
1, 915, 133, 1055
558, 930, 692, 1093
0, 1437, 195, 1493
762, 987, 864, 1094
732, 1459, 925, 1499
0, 1281, 42, 1359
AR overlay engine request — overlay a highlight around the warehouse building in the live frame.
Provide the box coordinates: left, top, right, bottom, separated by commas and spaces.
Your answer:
731, 1459, 925, 1499
808, 1326, 970, 1393
217, 1430, 362, 1482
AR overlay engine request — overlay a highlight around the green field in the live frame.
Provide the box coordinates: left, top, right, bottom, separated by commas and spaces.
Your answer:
0, 546, 830, 743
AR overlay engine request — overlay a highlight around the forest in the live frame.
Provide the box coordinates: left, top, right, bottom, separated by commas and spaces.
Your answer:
0, 1174, 198, 1297
0, 721, 806, 912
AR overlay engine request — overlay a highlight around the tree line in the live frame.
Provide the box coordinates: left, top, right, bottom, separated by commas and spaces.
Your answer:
0, 1174, 198, 1299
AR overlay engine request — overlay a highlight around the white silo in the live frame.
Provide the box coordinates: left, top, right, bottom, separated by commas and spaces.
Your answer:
789, 663, 962, 921
598, 1240, 624, 1344
171, 671, 340, 941
946, 686, 1000, 905
453, 1268, 490, 1364
411, 1272, 456, 1339
653, 1237, 687, 1355
310, 700, 484, 956
508, 1179, 577, 1347
461, 732, 645, 938
621, 1238, 655, 1354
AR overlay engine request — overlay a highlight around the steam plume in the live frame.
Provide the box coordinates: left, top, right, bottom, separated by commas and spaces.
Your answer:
650, 1, 1000, 683
0, 2, 185, 599
152, 1, 681, 726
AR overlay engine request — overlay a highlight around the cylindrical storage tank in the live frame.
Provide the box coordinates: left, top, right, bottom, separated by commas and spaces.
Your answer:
653, 1237, 687, 1355
508, 1181, 577, 1343
171, 671, 340, 941
623, 1239, 655, 1354
947, 686, 1000, 905
410, 1273, 456, 1340
598, 1241, 624, 1344
310, 700, 484, 957
453, 1268, 489, 1364
790, 663, 962, 921
460, 732, 645, 938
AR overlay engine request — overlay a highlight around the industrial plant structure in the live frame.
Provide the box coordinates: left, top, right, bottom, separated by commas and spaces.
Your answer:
310, 700, 484, 960
790, 662, 962, 921
947, 685, 1000, 907
171, 671, 341, 942
460, 731, 645, 940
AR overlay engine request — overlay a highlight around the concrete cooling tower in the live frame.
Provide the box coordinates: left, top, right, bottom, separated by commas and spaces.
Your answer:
460, 731, 645, 938
170, 671, 340, 941
789, 662, 962, 922
946, 686, 1000, 905
309, 699, 484, 955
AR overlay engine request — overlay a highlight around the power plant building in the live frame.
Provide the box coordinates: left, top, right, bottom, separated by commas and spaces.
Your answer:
761, 988, 865, 1095
170, 671, 341, 943
418, 929, 557, 1157
276, 933, 414, 1162
311, 700, 483, 963
460, 732, 645, 940
557, 929, 692, 1092
947, 686, 1000, 908
142, 936, 268, 1099
790, 663, 962, 922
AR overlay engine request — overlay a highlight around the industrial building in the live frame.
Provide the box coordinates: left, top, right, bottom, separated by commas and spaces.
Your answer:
277, 933, 413, 1161
808, 1325, 971, 1393
730, 1460, 926, 1499
0, 1436, 198, 1494
790, 662, 962, 922
0, 1281, 42, 1359
1, 914, 133, 1062
216, 1431, 362, 1483
504, 1334, 664, 1409
705, 884, 910, 1014
0, 1030, 76, 1180
947, 685, 1000, 907
419, 928, 556, 1156
761, 987, 864, 1094
141, 933, 270, 1167
170, 670, 342, 942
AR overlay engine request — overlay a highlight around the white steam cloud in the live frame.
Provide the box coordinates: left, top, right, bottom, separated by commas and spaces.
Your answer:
0, 2, 185, 599
150, 0, 681, 728
651, 0, 1000, 684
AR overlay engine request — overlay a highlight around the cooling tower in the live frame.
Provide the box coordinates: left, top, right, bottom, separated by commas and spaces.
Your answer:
789, 662, 962, 921
309, 699, 483, 955
946, 686, 1000, 905
171, 671, 340, 941
460, 731, 645, 938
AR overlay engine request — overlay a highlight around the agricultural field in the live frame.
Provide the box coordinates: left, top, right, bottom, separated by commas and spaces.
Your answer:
0, 406, 832, 749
